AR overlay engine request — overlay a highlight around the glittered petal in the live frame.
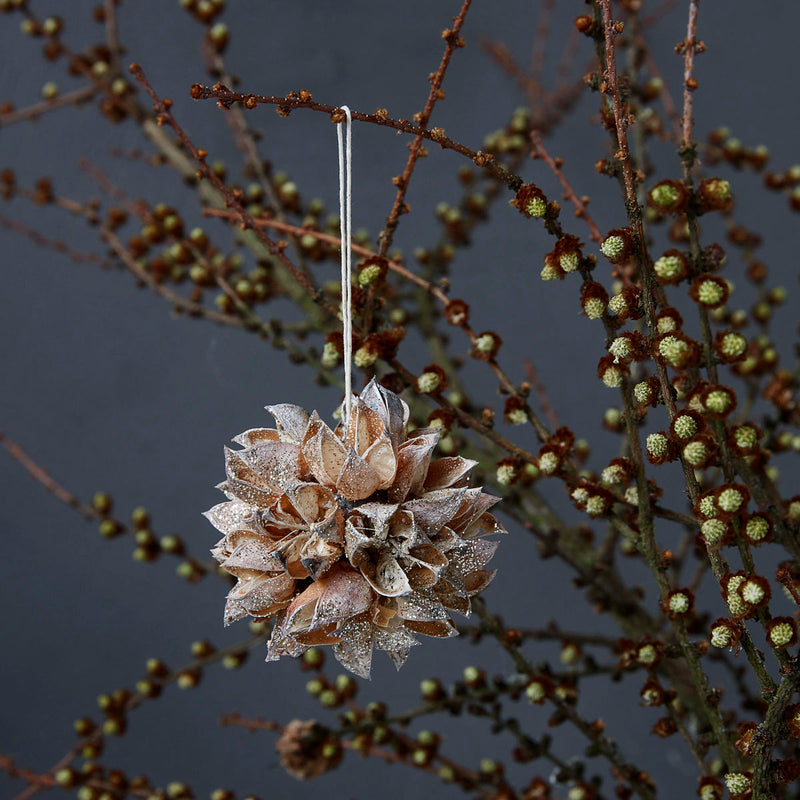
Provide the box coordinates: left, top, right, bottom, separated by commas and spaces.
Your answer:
404, 618, 458, 639
336, 450, 381, 501
361, 553, 412, 597
239, 441, 304, 491
222, 477, 277, 509
436, 591, 471, 616
283, 581, 325, 634
358, 378, 409, 446
407, 543, 448, 571
344, 517, 372, 563
229, 571, 294, 603
286, 482, 338, 526
223, 449, 278, 507
449, 489, 501, 533
332, 613, 374, 679
424, 456, 477, 491
222, 533, 278, 572
265, 403, 311, 443
374, 626, 418, 670
354, 502, 400, 535
270, 533, 313, 579
465, 568, 497, 596
406, 564, 438, 590
448, 540, 499, 575
303, 420, 347, 489
203, 500, 256, 534
345, 399, 385, 455
232, 428, 280, 447
223, 597, 248, 626
300, 534, 343, 580
312, 568, 375, 628
403, 488, 466, 532
362, 432, 397, 489
394, 590, 449, 622
389, 433, 439, 502
462, 511, 507, 539
266, 613, 308, 661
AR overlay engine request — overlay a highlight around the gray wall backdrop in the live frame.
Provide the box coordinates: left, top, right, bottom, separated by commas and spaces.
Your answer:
2, 1, 799, 798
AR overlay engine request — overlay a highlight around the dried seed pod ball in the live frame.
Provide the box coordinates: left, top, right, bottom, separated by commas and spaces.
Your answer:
206, 379, 504, 678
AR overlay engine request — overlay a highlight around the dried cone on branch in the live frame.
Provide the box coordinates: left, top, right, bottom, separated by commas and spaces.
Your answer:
205, 379, 503, 678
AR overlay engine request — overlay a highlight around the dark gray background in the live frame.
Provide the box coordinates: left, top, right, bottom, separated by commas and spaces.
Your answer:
2, 1, 799, 798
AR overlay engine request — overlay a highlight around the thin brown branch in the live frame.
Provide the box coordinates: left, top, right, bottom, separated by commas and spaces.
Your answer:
530, 131, 603, 242
378, 0, 474, 256
0, 431, 96, 520
0, 86, 97, 126
190, 84, 522, 192
681, 0, 701, 152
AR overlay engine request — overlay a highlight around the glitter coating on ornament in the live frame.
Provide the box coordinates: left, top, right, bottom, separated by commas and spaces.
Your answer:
205, 379, 504, 678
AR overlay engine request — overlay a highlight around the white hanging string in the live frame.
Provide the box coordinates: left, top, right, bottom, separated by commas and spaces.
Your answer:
337, 105, 353, 427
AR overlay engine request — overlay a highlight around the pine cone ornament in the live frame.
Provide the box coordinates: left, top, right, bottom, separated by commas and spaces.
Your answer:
205, 379, 504, 678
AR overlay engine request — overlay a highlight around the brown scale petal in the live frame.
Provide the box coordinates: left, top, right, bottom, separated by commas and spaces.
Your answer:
448, 489, 501, 533
285, 483, 338, 526
268, 532, 313, 579
461, 511, 507, 540
361, 432, 397, 489
302, 414, 347, 489
373, 626, 419, 670
336, 449, 382, 501
266, 612, 310, 661
360, 552, 413, 597
394, 590, 450, 622
332, 612, 375, 679
344, 400, 386, 455
265, 403, 311, 443
299, 534, 343, 580
404, 618, 458, 639
448, 539, 499, 574
358, 378, 409, 446
436, 591, 471, 616
204, 499, 257, 535
232, 428, 281, 447
389, 432, 439, 502
424, 456, 478, 491
403, 487, 466, 532
464, 568, 497, 595
239, 441, 306, 491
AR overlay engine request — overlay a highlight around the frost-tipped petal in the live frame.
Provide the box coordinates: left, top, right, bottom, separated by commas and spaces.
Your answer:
403, 488, 466, 532
360, 553, 412, 597
362, 432, 397, 489
336, 450, 381, 501
266, 404, 311, 443
239, 441, 305, 491
358, 378, 409, 446
303, 419, 347, 489
424, 456, 478, 491
233, 428, 280, 447
332, 613, 374, 679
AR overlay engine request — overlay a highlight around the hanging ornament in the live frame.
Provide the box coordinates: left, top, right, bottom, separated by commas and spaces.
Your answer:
204, 108, 503, 678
